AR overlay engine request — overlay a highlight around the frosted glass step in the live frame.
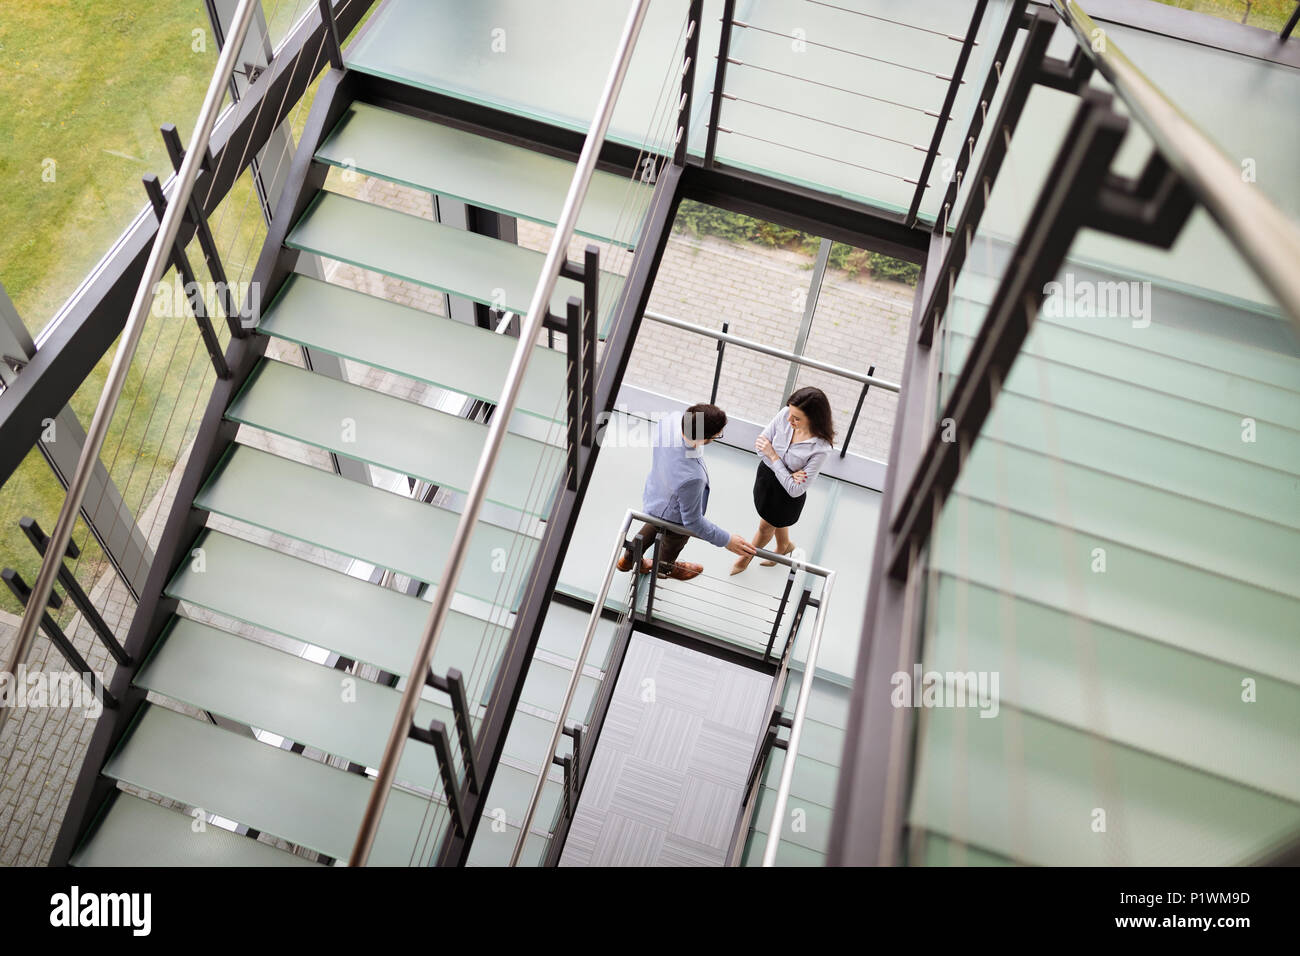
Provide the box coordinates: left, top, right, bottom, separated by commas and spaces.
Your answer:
285, 191, 625, 333
258, 275, 566, 423
166, 531, 505, 681
982, 391, 1300, 531
741, 828, 825, 867
760, 746, 838, 810
227, 359, 557, 516
932, 495, 1300, 685
136, 617, 454, 792
104, 705, 443, 865
913, 831, 1014, 866
956, 437, 1300, 600
193, 445, 537, 609
316, 101, 646, 248
944, 329, 1300, 473
71, 793, 322, 867
466, 818, 549, 867
750, 782, 833, 854
944, 308, 1300, 422
906, 705, 1300, 865
927, 574, 1300, 802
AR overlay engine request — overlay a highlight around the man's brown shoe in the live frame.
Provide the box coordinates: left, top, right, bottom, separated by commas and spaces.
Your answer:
657, 561, 703, 581
616, 553, 653, 574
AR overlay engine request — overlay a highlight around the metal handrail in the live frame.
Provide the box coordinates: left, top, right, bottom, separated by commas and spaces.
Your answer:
0, 0, 261, 739
1052, 0, 1300, 331
348, 0, 655, 866
643, 308, 901, 392
510, 508, 834, 865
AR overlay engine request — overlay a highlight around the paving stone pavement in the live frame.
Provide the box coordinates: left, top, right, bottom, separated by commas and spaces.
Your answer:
0, 169, 911, 864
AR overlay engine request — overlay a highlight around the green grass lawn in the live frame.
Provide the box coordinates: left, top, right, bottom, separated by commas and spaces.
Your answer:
0, 3, 327, 617
1150, 0, 1297, 31
0, 1, 375, 618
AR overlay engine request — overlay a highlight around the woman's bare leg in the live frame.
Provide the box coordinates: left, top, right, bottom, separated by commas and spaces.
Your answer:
733, 520, 775, 574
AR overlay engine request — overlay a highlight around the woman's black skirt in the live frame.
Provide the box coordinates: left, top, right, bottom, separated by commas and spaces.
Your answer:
753, 461, 806, 528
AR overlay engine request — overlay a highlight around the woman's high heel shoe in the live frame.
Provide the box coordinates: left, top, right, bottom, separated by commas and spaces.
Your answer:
760, 541, 796, 566
730, 555, 754, 576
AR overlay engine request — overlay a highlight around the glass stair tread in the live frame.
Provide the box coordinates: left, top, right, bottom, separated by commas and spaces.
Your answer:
285, 191, 625, 335
741, 828, 826, 867
983, 391, 1300, 531
315, 101, 645, 248
932, 495, 1300, 685
760, 746, 838, 810
905, 704, 1300, 866
750, 783, 833, 854
227, 358, 555, 516
192, 444, 536, 609
949, 270, 1300, 391
956, 437, 1300, 600
166, 530, 504, 680
258, 275, 565, 423
466, 818, 549, 867
912, 831, 1015, 867
780, 672, 851, 730
944, 329, 1300, 474
71, 793, 322, 868
928, 574, 1300, 803
135, 617, 452, 793
103, 705, 441, 865
944, 311, 1300, 421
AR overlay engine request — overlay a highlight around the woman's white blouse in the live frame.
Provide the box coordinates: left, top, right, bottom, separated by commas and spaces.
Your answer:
757, 409, 833, 497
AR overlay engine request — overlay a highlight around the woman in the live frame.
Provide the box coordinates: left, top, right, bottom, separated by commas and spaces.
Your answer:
732, 386, 835, 575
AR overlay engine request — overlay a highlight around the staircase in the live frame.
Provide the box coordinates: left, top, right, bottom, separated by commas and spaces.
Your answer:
907, 273, 1300, 865
61, 77, 653, 866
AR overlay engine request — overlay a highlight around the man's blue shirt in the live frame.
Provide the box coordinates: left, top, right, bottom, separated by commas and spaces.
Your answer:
641, 411, 730, 548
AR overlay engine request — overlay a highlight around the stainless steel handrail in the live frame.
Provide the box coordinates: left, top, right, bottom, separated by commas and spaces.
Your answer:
0, 0, 261, 739
643, 308, 901, 392
509, 508, 834, 866
760, 568, 834, 866
348, 0, 655, 866
1053, 0, 1300, 331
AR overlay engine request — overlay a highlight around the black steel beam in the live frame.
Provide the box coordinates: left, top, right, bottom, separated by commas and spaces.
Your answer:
47, 67, 360, 867
681, 163, 929, 265
0, 0, 375, 490
432, 162, 685, 867
887, 89, 1127, 580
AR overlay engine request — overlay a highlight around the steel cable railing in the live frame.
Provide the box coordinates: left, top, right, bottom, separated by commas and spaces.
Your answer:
0, 0, 262, 742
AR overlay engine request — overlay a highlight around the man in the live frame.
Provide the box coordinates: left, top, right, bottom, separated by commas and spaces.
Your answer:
617, 403, 756, 581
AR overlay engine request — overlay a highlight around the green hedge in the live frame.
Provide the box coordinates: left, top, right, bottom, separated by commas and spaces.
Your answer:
673, 200, 920, 287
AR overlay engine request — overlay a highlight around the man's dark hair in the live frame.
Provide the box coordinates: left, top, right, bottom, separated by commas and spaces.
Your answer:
682, 403, 727, 442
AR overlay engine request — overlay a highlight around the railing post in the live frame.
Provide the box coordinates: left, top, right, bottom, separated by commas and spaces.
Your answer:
764, 565, 797, 662
426, 667, 480, 794
1, 570, 117, 709
582, 246, 599, 447
565, 297, 582, 491
710, 320, 728, 404
704, 0, 737, 167
317, 0, 344, 70
675, 0, 704, 166
159, 124, 248, 339
840, 364, 874, 459
905, 0, 989, 227
20, 517, 130, 666
141, 174, 230, 379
